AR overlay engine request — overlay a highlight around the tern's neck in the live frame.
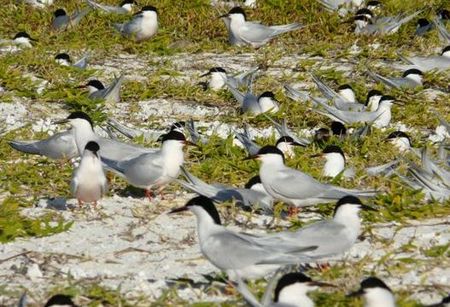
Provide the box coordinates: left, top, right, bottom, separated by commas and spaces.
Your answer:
259, 97, 278, 113
73, 123, 96, 156
323, 153, 345, 177
79, 151, 102, 173
405, 74, 422, 85
14, 37, 32, 48
333, 206, 361, 242
229, 15, 246, 32
161, 141, 184, 175
390, 137, 410, 152
192, 207, 222, 244
367, 96, 381, 112
339, 89, 356, 103
210, 72, 227, 90
365, 289, 396, 307
374, 103, 392, 128
278, 285, 315, 307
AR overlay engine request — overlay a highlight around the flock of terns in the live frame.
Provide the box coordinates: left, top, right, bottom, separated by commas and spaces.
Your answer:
3, 0, 450, 306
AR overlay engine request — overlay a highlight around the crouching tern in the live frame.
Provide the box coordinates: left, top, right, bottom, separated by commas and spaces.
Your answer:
311, 145, 355, 179
398, 46, 450, 72
353, 9, 421, 35
55, 53, 89, 69
199, 66, 259, 91
52, 7, 91, 31
78, 74, 125, 105
0, 32, 37, 49
237, 270, 336, 307
86, 0, 136, 14
169, 196, 317, 280
9, 129, 78, 160
71, 141, 107, 208
227, 81, 279, 115
220, 7, 303, 47
101, 130, 194, 200
176, 167, 274, 213
348, 277, 396, 307
367, 68, 423, 90
114, 6, 158, 41
245, 146, 377, 207
262, 196, 375, 260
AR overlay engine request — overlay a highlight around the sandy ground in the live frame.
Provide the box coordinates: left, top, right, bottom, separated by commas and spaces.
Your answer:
1, 51, 449, 306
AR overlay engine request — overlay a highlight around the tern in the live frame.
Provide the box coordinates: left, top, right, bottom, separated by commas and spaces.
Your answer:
348, 277, 396, 307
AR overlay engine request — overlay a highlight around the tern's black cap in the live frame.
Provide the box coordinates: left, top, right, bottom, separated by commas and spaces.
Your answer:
67, 111, 93, 127
186, 196, 221, 225
54, 8, 67, 17
274, 273, 312, 302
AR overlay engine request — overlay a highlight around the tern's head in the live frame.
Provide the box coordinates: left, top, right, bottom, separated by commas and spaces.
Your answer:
331, 121, 347, 136
201, 67, 227, 90
366, 0, 382, 12
365, 89, 383, 111
333, 195, 375, 218
378, 95, 397, 107
170, 121, 186, 133
120, 0, 136, 12
44, 294, 77, 307
170, 196, 221, 225
441, 46, 450, 58
248, 145, 285, 164
416, 18, 431, 29
402, 68, 423, 83
437, 9, 450, 21
53, 8, 67, 18
221, 7, 247, 22
55, 111, 94, 131
386, 131, 411, 151
160, 130, 196, 149
276, 136, 303, 158
84, 141, 100, 157
337, 84, 356, 103
314, 128, 331, 143
353, 15, 371, 29
137, 5, 158, 19
13, 31, 36, 47
274, 272, 335, 305
55, 53, 71, 66
316, 145, 345, 161
348, 277, 395, 307
85, 80, 105, 93
258, 91, 279, 113
355, 8, 374, 20
201, 67, 227, 77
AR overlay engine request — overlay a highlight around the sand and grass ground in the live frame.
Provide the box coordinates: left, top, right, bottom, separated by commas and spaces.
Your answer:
0, 0, 449, 306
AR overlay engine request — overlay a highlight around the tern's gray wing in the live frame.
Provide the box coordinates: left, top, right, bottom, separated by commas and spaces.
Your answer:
86, 0, 129, 14
367, 70, 402, 89
238, 22, 302, 46
114, 15, 142, 37
271, 221, 352, 258
70, 8, 91, 27
311, 73, 341, 101
264, 115, 310, 146
231, 66, 259, 89
102, 74, 124, 104
235, 125, 261, 156
73, 53, 89, 69
9, 130, 78, 160
333, 100, 366, 111
226, 81, 245, 105
433, 17, 450, 44
203, 230, 313, 270
379, 10, 421, 34
432, 110, 450, 134
283, 84, 312, 103
97, 137, 155, 161
366, 160, 400, 176
312, 97, 377, 124
52, 15, 70, 30
186, 119, 207, 144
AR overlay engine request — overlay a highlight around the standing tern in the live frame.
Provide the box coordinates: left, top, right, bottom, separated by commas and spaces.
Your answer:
220, 7, 303, 47
169, 196, 317, 280
9, 129, 78, 160
348, 277, 396, 307
86, 0, 136, 14
246, 146, 377, 207
237, 271, 335, 307
367, 68, 423, 90
54, 111, 156, 160
114, 6, 158, 41
71, 141, 107, 208
101, 130, 193, 199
